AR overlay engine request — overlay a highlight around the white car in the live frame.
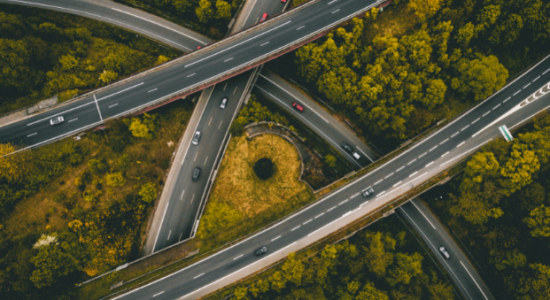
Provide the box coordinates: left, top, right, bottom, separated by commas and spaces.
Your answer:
49, 116, 64, 125
192, 131, 201, 145
439, 246, 450, 259
220, 97, 228, 109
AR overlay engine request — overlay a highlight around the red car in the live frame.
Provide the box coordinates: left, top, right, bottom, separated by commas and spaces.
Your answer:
260, 13, 268, 22
281, 0, 288, 2
292, 102, 304, 112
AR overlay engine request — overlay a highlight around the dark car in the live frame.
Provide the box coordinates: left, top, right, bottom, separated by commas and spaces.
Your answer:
362, 186, 375, 197
341, 142, 353, 154
292, 102, 304, 112
255, 246, 268, 256
260, 13, 268, 22
192, 167, 201, 181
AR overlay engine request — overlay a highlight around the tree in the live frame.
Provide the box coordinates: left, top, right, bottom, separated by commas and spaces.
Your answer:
0, 143, 30, 183
196, 0, 214, 23
456, 22, 475, 47
421, 79, 447, 109
524, 205, 550, 238
449, 181, 504, 225
155, 55, 170, 65
355, 281, 389, 300
281, 252, 304, 286
386, 252, 424, 286
215, 0, 232, 20
509, 263, 550, 300
128, 117, 151, 139
139, 182, 157, 203
59, 54, 78, 71
499, 143, 540, 196
427, 282, 454, 300
490, 249, 527, 270
362, 231, 396, 277
408, 0, 442, 20
460, 152, 500, 191
324, 154, 337, 168
519, 182, 546, 214
173, 0, 194, 13
105, 172, 126, 187
99, 70, 118, 83
232, 286, 249, 300
88, 158, 108, 174
0, 38, 30, 91
452, 54, 509, 101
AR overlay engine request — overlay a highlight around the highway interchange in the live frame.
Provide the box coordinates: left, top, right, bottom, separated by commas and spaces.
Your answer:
2, 0, 550, 299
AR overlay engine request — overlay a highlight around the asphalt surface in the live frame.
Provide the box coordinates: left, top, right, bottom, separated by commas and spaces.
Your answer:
399, 199, 494, 300
110, 50, 550, 300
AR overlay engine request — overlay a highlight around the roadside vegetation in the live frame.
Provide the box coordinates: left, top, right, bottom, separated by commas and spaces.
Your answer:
269, 0, 550, 152
425, 114, 550, 300
0, 5, 181, 115
0, 99, 194, 300
211, 214, 455, 300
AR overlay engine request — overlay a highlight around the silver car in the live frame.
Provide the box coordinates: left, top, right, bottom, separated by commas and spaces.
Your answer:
49, 116, 64, 125
439, 246, 450, 259
220, 97, 228, 109
192, 131, 201, 145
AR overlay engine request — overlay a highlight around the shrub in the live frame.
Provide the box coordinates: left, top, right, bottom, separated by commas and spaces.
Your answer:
139, 182, 157, 203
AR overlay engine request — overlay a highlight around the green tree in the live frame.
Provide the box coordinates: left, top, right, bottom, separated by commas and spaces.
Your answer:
173, 0, 195, 13
449, 181, 504, 225
155, 55, 170, 65
105, 172, 126, 187
196, 0, 214, 23
215, 0, 232, 20
38, 22, 65, 42
421, 79, 447, 109
59, 54, 78, 71
490, 249, 527, 270
281, 252, 305, 286
362, 231, 396, 277
99, 70, 118, 83
0, 39, 30, 92
324, 154, 337, 168
427, 281, 454, 300
499, 143, 540, 196
88, 158, 108, 174
509, 263, 550, 300
460, 152, 500, 190
139, 182, 157, 203
128, 117, 151, 139
232, 286, 249, 300
519, 182, 546, 214
452, 54, 509, 101
524, 205, 550, 238
456, 22, 475, 47
355, 281, 389, 300
386, 252, 424, 286
408, 0, 442, 20
0, 143, 30, 183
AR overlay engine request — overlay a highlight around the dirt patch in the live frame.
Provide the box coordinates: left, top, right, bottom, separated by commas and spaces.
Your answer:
364, 4, 418, 41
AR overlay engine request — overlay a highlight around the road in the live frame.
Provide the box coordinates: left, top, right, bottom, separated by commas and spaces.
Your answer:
0, 0, 381, 152
109, 48, 550, 300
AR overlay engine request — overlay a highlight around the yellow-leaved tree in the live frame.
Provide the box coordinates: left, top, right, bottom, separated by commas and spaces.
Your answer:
409, 0, 442, 20
0, 143, 30, 183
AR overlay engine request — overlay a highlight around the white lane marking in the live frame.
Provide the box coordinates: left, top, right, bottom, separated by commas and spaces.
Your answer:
256, 78, 329, 123
393, 181, 402, 187
482, 111, 491, 117
233, 254, 244, 260
407, 159, 416, 165
328, 0, 338, 4
167, 230, 171, 240
418, 152, 427, 158
218, 120, 223, 129
190, 194, 195, 204
543, 68, 550, 75
375, 191, 386, 198
355, 146, 374, 163
208, 116, 213, 126
291, 225, 300, 231
425, 161, 434, 167
223, 82, 228, 91
194, 152, 198, 162
456, 141, 465, 148
411, 172, 428, 182
503, 97, 511, 102
185, 21, 292, 68
153, 291, 165, 297
315, 213, 325, 219
111, 8, 208, 45
451, 132, 459, 138
68, 118, 78, 123
180, 190, 185, 200
440, 138, 449, 145
441, 139, 493, 167
204, 156, 209, 165
308, 217, 344, 237
533, 76, 541, 82
331, 9, 340, 13
96, 82, 144, 101
27, 132, 37, 137
513, 90, 521, 96
396, 165, 405, 172
461, 125, 469, 131
350, 193, 360, 199
108, 103, 118, 108
327, 206, 337, 212
493, 103, 501, 110
233, 86, 238, 95
303, 219, 312, 225
260, 41, 269, 46
524, 83, 531, 89
409, 171, 418, 178
148, 88, 158, 93
193, 273, 205, 279
374, 179, 383, 185
93, 94, 103, 121
441, 151, 449, 157
187, 73, 196, 77
460, 261, 490, 300
224, 57, 233, 62
429, 146, 437, 152
338, 199, 348, 206
411, 200, 436, 230
296, 25, 305, 30
384, 172, 394, 179
471, 118, 480, 124
271, 235, 282, 242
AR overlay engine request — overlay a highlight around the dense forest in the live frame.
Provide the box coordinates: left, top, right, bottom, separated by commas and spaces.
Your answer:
0, 5, 180, 114
293, 0, 550, 149
426, 114, 550, 300
228, 218, 455, 300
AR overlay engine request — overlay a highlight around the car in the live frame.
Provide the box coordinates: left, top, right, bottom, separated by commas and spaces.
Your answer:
192, 131, 201, 145
192, 167, 201, 181
255, 246, 268, 256
292, 102, 304, 112
220, 97, 228, 109
281, 0, 288, 3
49, 116, 64, 125
341, 142, 353, 154
352, 152, 361, 160
197, 46, 201, 50
439, 246, 450, 259
260, 13, 268, 22
362, 186, 374, 197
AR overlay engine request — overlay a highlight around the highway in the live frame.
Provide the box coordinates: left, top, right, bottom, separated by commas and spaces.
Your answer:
109, 47, 550, 300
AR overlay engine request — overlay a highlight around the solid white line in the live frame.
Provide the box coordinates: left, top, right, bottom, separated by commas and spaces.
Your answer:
224, 57, 233, 62
350, 193, 360, 199
524, 83, 531, 89
544, 68, 550, 75
384, 173, 394, 179
441, 151, 449, 157
503, 97, 511, 102
460, 261, 490, 300
396, 165, 405, 172
193, 273, 205, 279
418, 152, 427, 158
328, 0, 338, 4
533, 76, 541, 82
108, 103, 118, 108
93, 94, 103, 121
96, 82, 144, 101
409, 171, 418, 178
411, 172, 428, 182
308, 218, 342, 237
233, 254, 243, 260
291, 225, 300, 231
425, 161, 434, 167
185, 21, 292, 68
153, 291, 165, 297
68, 118, 78, 123
271, 235, 281, 242
187, 73, 196, 77
513, 90, 521, 96
441, 139, 492, 166
360, 200, 370, 207
407, 159, 417, 165
375, 191, 386, 198
148, 88, 158, 93
338, 199, 348, 206
393, 181, 402, 187
327, 206, 336, 212
26, 101, 91, 126
27, 132, 37, 137
456, 141, 465, 148
482, 111, 491, 117
260, 41, 269, 46
461, 125, 469, 131
451, 132, 459, 138
331, 9, 340, 14
315, 213, 325, 219
493, 104, 501, 110
303, 219, 312, 225
355, 146, 374, 163
296, 25, 305, 30
429, 146, 437, 152
374, 179, 383, 185
411, 200, 436, 230
471, 118, 480, 124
